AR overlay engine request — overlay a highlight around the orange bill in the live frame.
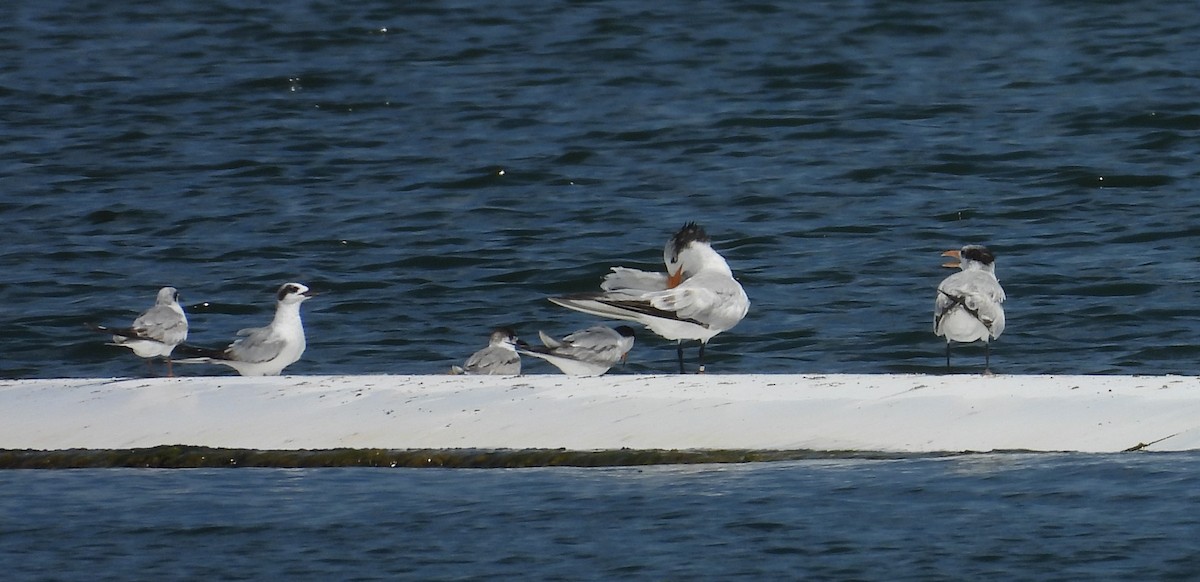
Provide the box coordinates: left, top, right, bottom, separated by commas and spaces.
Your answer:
667, 268, 684, 288
941, 249, 961, 268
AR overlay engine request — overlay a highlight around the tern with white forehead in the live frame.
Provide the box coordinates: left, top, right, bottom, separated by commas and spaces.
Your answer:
934, 245, 1006, 373
549, 223, 749, 373
520, 325, 636, 376
175, 282, 314, 376
89, 286, 188, 376
453, 327, 526, 376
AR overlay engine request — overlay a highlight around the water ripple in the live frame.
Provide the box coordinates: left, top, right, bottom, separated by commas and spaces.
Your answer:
2, 1, 1199, 377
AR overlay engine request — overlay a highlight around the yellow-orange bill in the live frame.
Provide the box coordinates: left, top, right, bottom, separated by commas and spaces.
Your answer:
941, 249, 961, 268
667, 268, 684, 288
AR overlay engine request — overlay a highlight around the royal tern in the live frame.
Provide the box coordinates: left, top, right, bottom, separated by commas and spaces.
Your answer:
175, 282, 314, 376
549, 222, 749, 373
89, 286, 188, 376
519, 325, 636, 376
452, 327, 526, 375
934, 245, 1006, 373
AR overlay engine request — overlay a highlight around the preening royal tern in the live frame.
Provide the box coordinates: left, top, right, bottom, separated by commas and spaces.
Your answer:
549, 222, 749, 373
934, 245, 1006, 373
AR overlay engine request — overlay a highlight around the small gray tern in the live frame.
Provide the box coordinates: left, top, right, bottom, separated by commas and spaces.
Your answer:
519, 325, 636, 376
89, 286, 188, 376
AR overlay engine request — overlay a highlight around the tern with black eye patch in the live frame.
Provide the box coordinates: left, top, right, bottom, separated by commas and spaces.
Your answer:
175, 282, 314, 376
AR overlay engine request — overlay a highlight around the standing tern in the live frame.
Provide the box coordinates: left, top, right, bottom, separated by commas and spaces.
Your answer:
452, 327, 526, 375
549, 222, 749, 373
89, 286, 188, 376
175, 282, 314, 376
934, 245, 1006, 373
519, 325, 636, 376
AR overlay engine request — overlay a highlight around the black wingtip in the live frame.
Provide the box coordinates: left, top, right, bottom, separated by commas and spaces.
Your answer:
173, 343, 227, 359
548, 293, 603, 304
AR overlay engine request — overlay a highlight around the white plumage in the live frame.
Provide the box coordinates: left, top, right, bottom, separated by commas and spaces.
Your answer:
550, 223, 748, 373
935, 245, 1006, 372
175, 283, 313, 376
90, 286, 188, 376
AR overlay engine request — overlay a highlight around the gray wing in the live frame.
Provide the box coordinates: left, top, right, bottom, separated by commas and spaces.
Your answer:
538, 330, 565, 350
226, 327, 285, 363
645, 271, 750, 331
935, 271, 1006, 337
464, 346, 520, 375
555, 326, 625, 365
131, 305, 188, 345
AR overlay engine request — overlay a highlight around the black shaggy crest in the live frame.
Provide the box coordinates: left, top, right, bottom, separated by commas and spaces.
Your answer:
670, 222, 710, 260
961, 245, 995, 265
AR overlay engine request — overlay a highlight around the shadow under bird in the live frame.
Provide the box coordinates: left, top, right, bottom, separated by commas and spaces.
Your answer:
934, 245, 1006, 373
452, 327, 527, 376
88, 286, 188, 377
549, 222, 749, 374
519, 325, 636, 376
175, 282, 314, 376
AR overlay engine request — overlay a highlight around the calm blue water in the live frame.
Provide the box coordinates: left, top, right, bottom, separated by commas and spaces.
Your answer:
2, 454, 1200, 580
2, 0, 1198, 378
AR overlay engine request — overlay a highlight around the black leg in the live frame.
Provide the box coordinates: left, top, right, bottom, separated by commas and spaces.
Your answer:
676, 342, 685, 374
945, 343, 951, 369
984, 343, 991, 374
698, 342, 706, 374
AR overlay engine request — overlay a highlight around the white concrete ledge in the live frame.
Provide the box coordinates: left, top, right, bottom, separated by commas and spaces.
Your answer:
2, 374, 1199, 453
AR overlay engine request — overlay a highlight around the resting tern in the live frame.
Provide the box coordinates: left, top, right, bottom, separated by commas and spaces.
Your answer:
519, 325, 636, 376
89, 286, 188, 376
175, 282, 314, 376
934, 245, 1006, 373
453, 327, 526, 375
549, 222, 749, 373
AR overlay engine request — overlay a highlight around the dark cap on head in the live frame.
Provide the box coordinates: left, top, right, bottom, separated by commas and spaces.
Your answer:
669, 222, 710, 261
277, 283, 307, 301
961, 245, 995, 265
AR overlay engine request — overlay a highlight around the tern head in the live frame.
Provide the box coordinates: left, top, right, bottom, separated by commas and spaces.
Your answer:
489, 327, 528, 349
156, 287, 181, 306
276, 282, 315, 304
941, 245, 996, 272
663, 222, 711, 287
614, 325, 637, 363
